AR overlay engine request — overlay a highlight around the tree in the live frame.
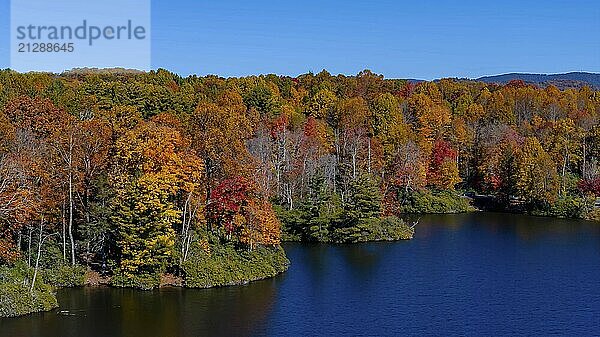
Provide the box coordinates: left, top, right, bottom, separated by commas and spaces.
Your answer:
243, 199, 281, 249
207, 177, 281, 249
379, 110, 427, 198
186, 91, 255, 200
546, 118, 582, 195
76, 119, 112, 262
298, 174, 342, 241
477, 127, 521, 199
2, 68, 599, 284
427, 140, 461, 190
307, 88, 337, 119
370, 92, 400, 136
0, 154, 30, 262
1, 97, 62, 264
515, 137, 559, 205
110, 117, 203, 277
47, 111, 81, 266
344, 174, 382, 221
244, 84, 279, 117
112, 173, 178, 275
578, 177, 600, 197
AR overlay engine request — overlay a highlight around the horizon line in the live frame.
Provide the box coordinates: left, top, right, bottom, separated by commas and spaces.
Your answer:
3, 67, 600, 81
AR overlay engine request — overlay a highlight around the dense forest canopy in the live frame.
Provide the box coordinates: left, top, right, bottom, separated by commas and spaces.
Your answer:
0, 68, 599, 276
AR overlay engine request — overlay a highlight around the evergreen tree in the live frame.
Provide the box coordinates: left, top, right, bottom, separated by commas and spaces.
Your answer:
302, 175, 343, 241
344, 174, 382, 223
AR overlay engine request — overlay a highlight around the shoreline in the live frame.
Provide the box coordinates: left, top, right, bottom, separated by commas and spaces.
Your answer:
5, 208, 598, 319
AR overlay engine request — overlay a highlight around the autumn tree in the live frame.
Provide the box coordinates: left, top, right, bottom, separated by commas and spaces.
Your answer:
1, 97, 64, 265
546, 118, 582, 195
186, 91, 256, 200
207, 177, 280, 249
427, 140, 461, 190
515, 137, 559, 206
110, 115, 203, 277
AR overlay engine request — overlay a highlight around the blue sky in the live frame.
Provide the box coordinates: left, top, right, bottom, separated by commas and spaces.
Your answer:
1, 0, 599, 79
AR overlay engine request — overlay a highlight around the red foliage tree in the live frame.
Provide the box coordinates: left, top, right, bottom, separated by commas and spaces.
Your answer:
578, 178, 600, 197
430, 139, 457, 168
207, 176, 280, 247
427, 139, 461, 190
207, 177, 255, 234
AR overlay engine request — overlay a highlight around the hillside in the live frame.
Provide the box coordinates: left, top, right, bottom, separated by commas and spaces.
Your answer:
477, 72, 600, 89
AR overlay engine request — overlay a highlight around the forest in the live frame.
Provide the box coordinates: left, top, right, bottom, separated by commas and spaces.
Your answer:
0, 69, 599, 316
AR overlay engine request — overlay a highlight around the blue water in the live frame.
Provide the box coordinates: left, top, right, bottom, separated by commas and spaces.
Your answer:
1, 213, 599, 336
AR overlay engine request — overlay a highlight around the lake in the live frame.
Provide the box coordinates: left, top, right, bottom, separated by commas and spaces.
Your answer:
1, 213, 599, 336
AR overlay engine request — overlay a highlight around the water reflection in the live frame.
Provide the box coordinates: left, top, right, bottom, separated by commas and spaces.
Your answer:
0, 279, 278, 337
416, 212, 600, 243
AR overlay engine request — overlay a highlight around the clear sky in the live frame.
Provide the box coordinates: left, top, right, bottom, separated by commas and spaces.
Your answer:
1, 0, 599, 79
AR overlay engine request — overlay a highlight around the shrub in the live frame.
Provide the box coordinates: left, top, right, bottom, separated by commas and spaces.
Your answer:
277, 201, 416, 243
530, 195, 589, 219
42, 264, 87, 287
183, 240, 289, 288
584, 208, 600, 222
0, 262, 58, 317
396, 190, 474, 214
332, 216, 414, 243
110, 270, 161, 290
373, 216, 415, 240
550, 195, 585, 218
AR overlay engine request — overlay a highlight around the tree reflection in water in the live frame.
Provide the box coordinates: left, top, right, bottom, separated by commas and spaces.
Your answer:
0, 280, 278, 337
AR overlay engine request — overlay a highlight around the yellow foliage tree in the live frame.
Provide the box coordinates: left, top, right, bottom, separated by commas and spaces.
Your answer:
516, 137, 559, 205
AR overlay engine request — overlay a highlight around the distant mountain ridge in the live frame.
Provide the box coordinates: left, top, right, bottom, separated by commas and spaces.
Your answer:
54, 68, 600, 89
476, 72, 600, 89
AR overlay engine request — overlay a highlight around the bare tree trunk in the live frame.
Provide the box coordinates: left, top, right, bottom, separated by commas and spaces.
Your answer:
69, 168, 75, 266
286, 184, 294, 210
333, 129, 340, 193
31, 219, 44, 293
27, 226, 32, 267
180, 193, 192, 266
62, 198, 67, 262
30, 218, 56, 293
180, 194, 189, 267
301, 155, 307, 200
352, 147, 357, 179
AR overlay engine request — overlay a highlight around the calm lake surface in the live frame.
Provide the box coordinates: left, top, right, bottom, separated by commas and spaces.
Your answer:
1, 213, 599, 337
